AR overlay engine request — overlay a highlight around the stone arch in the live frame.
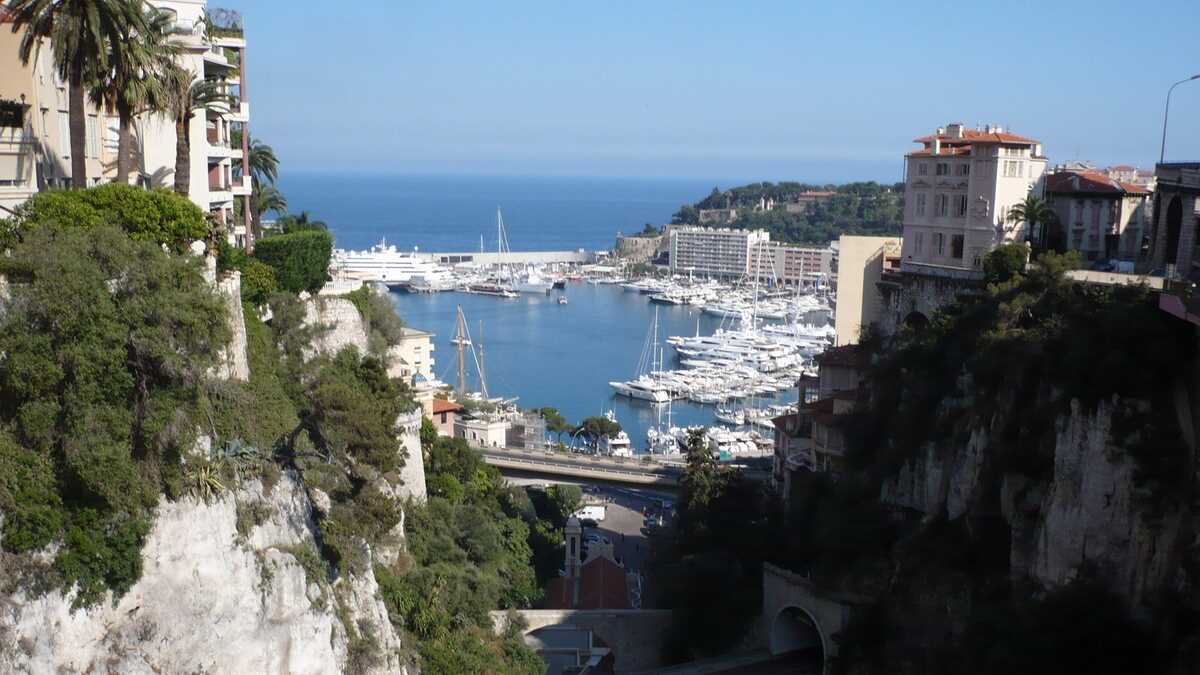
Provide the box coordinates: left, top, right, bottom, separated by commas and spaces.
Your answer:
1165, 195, 1183, 265
903, 311, 929, 330
769, 605, 826, 665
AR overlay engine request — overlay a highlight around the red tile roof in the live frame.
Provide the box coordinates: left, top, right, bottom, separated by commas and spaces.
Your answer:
914, 129, 1039, 145
431, 399, 464, 414
1046, 170, 1150, 196
543, 557, 630, 610
907, 147, 972, 157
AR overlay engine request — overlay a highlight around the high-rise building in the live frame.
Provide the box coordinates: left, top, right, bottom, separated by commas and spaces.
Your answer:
900, 123, 1046, 277
669, 226, 770, 279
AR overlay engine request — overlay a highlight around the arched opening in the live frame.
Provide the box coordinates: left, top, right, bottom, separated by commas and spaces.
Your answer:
770, 606, 825, 670
903, 311, 929, 331
1165, 196, 1183, 265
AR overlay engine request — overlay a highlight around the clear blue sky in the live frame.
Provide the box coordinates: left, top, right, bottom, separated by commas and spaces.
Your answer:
228, 0, 1200, 182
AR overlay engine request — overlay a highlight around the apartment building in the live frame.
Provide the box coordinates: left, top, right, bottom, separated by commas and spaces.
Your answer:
0, 10, 122, 212
669, 226, 770, 279
900, 123, 1047, 276
0, 2, 252, 248
1045, 169, 1151, 261
143, 1, 252, 247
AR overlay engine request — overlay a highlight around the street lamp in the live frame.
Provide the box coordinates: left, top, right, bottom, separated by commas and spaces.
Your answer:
1160, 74, 1200, 164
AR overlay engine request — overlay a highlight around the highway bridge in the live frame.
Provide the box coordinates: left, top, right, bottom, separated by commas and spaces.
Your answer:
477, 446, 772, 488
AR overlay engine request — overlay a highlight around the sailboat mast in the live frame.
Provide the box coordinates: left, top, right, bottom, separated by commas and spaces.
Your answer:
455, 306, 467, 397
479, 320, 487, 398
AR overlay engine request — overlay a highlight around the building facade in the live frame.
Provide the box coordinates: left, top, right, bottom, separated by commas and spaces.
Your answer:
1145, 163, 1200, 279
900, 123, 1046, 277
749, 242, 833, 287
668, 226, 769, 279
832, 235, 901, 345
0, 2, 252, 248
1045, 169, 1151, 261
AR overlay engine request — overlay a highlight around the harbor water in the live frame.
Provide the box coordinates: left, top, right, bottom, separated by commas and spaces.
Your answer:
388, 284, 799, 452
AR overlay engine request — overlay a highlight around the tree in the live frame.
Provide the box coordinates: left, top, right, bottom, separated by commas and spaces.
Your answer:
87, 5, 177, 184
983, 243, 1029, 285
165, 70, 230, 197
238, 258, 277, 304
537, 407, 571, 442
574, 415, 621, 441
8, 0, 145, 189
277, 210, 328, 233
545, 484, 582, 527
246, 136, 279, 185
249, 183, 287, 240
1006, 194, 1060, 253
681, 429, 722, 516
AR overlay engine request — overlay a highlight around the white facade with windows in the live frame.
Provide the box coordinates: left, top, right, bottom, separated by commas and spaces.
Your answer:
900, 123, 1047, 277
669, 226, 770, 279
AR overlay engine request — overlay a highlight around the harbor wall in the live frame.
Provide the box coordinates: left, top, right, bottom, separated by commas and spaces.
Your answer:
416, 250, 595, 265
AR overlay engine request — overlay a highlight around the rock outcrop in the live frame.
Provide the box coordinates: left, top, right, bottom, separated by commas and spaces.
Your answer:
0, 471, 409, 675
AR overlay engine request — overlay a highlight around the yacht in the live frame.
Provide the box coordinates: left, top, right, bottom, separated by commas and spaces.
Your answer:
597, 411, 633, 457
512, 267, 554, 294
332, 239, 453, 288
609, 376, 671, 403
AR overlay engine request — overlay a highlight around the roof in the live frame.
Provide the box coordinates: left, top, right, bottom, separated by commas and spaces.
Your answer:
832, 388, 861, 401
543, 556, 630, 610
913, 129, 1039, 145
431, 399, 464, 414
1046, 170, 1151, 196
815, 344, 869, 369
907, 147, 972, 157
399, 327, 432, 339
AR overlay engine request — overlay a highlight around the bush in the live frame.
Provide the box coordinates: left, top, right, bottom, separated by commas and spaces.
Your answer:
5, 184, 209, 251
240, 259, 279, 305
252, 229, 333, 294
982, 243, 1028, 284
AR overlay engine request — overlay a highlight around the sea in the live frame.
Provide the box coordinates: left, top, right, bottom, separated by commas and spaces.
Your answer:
277, 172, 799, 450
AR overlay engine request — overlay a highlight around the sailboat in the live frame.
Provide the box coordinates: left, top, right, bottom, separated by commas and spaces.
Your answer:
495, 208, 553, 294
609, 307, 671, 404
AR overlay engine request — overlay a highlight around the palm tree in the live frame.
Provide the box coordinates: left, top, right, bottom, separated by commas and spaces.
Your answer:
164, 68, 230, 196
243, 182, 286, 240
246, 136, 279, 185
277, 210, 327, 233
87, 6, 178, 184
1007, 194, 1060, 252
8, 0, 145, 189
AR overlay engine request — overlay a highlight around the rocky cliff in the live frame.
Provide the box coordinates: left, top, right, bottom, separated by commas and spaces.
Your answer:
0, 471, 409, 674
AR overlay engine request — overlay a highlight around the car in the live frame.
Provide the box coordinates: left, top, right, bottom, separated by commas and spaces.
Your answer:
585, 534, 609, 545
580, 518, 599, 528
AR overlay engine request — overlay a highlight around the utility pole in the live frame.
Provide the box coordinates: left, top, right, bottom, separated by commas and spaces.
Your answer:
1161, 75, 1200, 164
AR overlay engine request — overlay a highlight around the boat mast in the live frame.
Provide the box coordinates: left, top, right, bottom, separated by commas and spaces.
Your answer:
478, 320, 487, 398
454, 306, 468, 396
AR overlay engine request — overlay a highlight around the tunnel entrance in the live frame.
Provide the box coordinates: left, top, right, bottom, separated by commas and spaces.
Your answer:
769, 606, 825, 670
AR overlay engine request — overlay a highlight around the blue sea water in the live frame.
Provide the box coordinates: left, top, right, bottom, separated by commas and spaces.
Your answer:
387, 285, 796, 452
277, 172, 721, 252
276, 172, 795, 448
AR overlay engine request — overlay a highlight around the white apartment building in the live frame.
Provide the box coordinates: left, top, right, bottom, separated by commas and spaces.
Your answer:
669, 226, 770, 279
0, 2, 252, 248
900, 123, 1047, 277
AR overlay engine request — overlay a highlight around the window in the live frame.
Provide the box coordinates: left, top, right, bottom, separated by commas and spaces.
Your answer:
40, 109, 48, 138
957, 163, 970, 176
104, 119, 119, 153
913, 231, 924, 254
86, 115, 99, 158
935, 194, 948, 217
951, 234, 964, 259
936, 163, 949, 176
935, 233, 945, 256
954, 194, 968, 217
917, 163, 928, 176
915, 193, 927, 216
1003, 160, 1024, 178
58, 111, 69, 158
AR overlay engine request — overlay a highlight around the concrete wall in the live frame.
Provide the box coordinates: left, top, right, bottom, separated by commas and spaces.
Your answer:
215, 271, 250, 381
614, 234, 663, 262
833, 235, 900, 346
395, 410, 427, 501
762, 563, 865, 673
493, 609, 673, 672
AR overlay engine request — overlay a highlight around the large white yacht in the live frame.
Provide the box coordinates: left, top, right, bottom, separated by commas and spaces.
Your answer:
332, 239, 453, 289
609, 376, 671, 403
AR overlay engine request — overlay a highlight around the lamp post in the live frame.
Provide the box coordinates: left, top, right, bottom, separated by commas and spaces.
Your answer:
1160, 74, 1200, 164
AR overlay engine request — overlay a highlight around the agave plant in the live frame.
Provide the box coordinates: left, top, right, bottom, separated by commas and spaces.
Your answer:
186, 463, 226, 501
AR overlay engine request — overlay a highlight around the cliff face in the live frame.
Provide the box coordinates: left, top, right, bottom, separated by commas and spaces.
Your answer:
879, 396, 1192, 607
0, 471, 409, 675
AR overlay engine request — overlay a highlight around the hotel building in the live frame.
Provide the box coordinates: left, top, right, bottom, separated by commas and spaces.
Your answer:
669, 226, 770, 279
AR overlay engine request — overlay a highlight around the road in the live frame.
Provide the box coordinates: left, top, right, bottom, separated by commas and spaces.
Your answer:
479, 446, 683, 486
576, 484, 671, 608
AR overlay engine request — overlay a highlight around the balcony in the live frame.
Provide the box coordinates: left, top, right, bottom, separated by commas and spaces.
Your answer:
231, 174, 252, 197
899, 259, 985, 281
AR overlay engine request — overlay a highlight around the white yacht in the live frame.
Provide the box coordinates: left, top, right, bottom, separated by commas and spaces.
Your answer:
512, 267, 554, 294
609, 376, 671, 404
597, 411, 634, 457
332, 239, 453, 288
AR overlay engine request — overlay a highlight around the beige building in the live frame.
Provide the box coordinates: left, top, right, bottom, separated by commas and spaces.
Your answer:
900, 123, 1047, 277
0, 2, 252, 248
454, 415, 510, 448
1045, 169, 1152, 261
749, 242, 833, 287
832, 235, 900, 346
669, 226, 769, 279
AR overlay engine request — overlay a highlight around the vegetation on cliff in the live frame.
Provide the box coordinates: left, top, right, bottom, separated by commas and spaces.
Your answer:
671, 181, 903, 245
777, 248, 1198, 673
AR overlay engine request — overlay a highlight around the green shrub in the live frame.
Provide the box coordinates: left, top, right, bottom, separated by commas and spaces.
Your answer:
6, 184, 209, 251
982, 243, 1028, 284
240, 259, 279, 305
252, 229, 332, 294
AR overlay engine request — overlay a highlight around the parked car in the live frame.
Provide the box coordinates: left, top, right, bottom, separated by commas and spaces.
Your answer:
580, 518, 599, 528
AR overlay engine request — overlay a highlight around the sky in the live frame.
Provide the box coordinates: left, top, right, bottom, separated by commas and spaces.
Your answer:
227, 0, 1200, 182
